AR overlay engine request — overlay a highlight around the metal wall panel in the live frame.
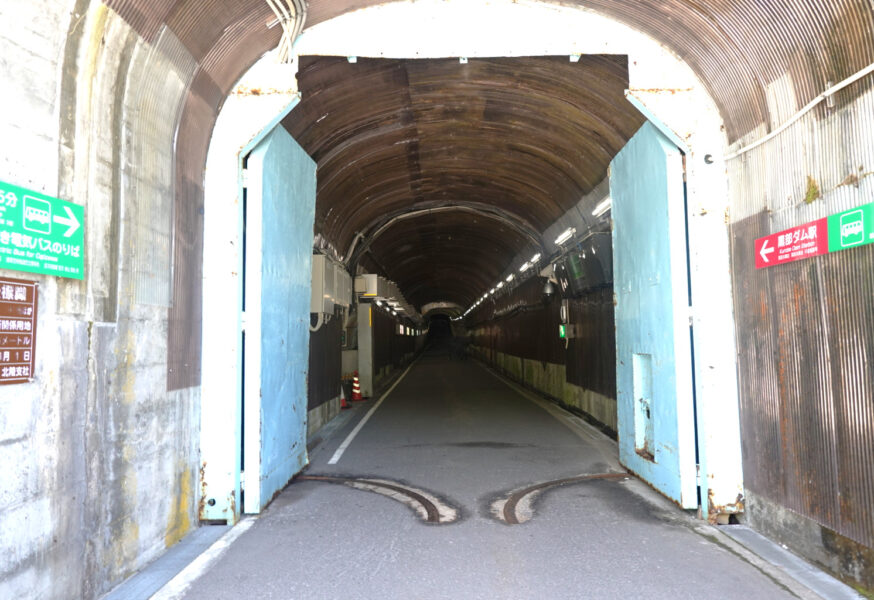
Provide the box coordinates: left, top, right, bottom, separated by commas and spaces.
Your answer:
244, 125, 316, 512
373, 307, 417, 377
729, 82, 874, 550
103, 0, 178, 42
308, 307, 342, 410
124, 27, 197, 308
166, 72, 220, 391
566, 288, 615, 399
469, 276, 564, 367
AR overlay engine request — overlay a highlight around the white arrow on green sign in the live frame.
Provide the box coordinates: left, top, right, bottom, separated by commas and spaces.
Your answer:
0, 180, 84, 280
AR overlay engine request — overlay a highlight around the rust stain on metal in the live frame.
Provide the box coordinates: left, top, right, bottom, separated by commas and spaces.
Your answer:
732, 210, 874, 552
198, 461, 208, 518
707, 488, 744, 524
232, 85, 297, 96
627, 87, 694, 94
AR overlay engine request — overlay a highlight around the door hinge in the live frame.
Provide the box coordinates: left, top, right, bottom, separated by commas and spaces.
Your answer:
241, 311, 246, 332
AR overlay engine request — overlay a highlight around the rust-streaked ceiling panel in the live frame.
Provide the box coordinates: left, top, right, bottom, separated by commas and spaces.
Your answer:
103, 0, 874, 309
360, 210, 539, 308
105, 0, 874, 143
283, 55, 642, 307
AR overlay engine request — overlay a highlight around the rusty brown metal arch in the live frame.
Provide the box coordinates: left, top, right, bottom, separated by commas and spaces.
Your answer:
98, 0, 874, 377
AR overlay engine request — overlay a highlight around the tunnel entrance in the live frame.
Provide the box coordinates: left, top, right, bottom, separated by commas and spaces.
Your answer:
200, 0, 742, 524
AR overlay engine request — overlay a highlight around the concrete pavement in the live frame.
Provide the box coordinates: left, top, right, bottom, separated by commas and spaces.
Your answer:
147, 348, 855, 599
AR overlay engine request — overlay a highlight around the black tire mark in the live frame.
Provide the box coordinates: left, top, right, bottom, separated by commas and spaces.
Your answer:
503, 472, 630, 524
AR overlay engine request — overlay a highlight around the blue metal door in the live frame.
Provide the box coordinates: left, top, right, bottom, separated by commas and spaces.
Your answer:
611, 122, 697, 508
243, 125, 316, 512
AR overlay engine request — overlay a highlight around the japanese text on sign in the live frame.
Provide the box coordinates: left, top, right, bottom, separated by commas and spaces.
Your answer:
0, 277, 38, 385
755, 218, 828, 269
0, 180, 84, 279
755, 201, 874, 269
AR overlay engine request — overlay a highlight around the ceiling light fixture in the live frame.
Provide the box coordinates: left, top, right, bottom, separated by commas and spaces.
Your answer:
592, 197, 612, 217
555, 227, 576, 245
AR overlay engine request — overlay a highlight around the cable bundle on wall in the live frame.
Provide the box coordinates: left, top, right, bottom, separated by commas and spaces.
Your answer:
265, 0, 307, 63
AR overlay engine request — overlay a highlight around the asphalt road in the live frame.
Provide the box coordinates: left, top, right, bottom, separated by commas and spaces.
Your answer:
178, 348, 802, 600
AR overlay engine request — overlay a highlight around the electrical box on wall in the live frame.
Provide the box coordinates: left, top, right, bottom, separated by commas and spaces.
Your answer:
354, 273, 391, 298
554, 234, 613, 298
311, 254, 352, 314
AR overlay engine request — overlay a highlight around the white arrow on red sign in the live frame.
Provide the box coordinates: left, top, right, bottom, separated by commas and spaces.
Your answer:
759, 239, 775, 263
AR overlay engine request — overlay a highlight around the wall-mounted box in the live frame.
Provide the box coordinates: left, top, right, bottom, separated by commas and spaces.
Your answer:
312, 254, 352, 313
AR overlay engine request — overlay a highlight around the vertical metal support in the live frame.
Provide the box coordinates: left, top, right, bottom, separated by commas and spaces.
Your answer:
357, 302, 374, 397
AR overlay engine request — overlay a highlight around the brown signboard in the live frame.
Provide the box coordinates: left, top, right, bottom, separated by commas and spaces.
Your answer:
0, 277, 37, 385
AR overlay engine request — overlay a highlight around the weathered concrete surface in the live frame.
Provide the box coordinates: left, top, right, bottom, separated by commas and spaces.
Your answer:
472, 348, 617, 434
1, 3, 201, 599
307, 397, 342, 439
745, 490, 874, 594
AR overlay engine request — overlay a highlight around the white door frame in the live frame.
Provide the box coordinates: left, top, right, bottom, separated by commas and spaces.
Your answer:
199, 96, 298, 523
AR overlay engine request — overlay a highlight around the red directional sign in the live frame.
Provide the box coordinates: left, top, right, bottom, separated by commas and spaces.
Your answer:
755, 218, 828, 269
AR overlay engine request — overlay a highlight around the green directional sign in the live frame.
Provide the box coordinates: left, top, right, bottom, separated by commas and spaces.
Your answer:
827, 201, 874, 253
0, 180, 84, 280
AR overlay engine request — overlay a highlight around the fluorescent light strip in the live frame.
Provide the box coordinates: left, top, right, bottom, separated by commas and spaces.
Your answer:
554, 227, 575, 245
592, 197, 612, 217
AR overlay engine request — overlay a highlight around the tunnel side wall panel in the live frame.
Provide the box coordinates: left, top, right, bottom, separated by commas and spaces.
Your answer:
728, 81, 874, 589
372, 307, 419, 388
308, 306, 343, 411
469, 278, 617, 434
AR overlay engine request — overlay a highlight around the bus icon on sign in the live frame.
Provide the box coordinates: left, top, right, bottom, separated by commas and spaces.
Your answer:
839, 210, 864, 248
23, 196, 52, 234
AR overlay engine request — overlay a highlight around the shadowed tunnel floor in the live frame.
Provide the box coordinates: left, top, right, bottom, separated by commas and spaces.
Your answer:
178, 347, 799, 599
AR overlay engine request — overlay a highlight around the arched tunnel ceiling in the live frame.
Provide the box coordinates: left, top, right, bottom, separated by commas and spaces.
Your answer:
363, 210, 538, 309
282, 55, 643, 308
104, 0, 874, 310
106, 0, 874, 146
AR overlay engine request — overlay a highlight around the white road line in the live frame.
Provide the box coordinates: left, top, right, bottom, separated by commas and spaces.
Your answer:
149, 517, 257, 599
327, 358, 418, 465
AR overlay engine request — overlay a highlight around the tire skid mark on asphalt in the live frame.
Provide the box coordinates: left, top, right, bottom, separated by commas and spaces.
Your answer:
492, 472, 631, 525
298, 474, 460, 524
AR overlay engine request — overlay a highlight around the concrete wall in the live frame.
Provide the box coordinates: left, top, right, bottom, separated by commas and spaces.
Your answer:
472, 349, 617, 436
0, 3, 200, 598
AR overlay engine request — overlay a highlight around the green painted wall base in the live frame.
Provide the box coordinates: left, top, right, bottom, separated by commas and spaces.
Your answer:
471, 347, 617, 435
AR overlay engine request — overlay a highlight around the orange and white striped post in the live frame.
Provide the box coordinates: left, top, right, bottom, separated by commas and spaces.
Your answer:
351, 371, 363, 401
